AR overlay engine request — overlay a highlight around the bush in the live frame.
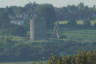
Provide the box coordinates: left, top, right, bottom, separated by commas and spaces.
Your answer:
48, 51, 96, 64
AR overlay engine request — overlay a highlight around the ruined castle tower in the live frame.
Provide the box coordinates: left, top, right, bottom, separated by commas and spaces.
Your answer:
30, 15, 46, 40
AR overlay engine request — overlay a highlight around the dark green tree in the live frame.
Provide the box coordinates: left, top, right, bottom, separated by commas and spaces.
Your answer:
35, 4, 57, 29
0, 10, 10, 28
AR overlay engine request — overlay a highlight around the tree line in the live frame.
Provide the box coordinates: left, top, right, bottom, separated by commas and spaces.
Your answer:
0, 2, 96, 36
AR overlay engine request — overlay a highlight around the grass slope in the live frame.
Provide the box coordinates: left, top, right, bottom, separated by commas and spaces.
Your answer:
0, 61, 47, 64
62, 29, 96, 43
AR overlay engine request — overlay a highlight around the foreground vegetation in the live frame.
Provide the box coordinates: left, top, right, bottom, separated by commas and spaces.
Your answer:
1, 51, 96, 64
48, 51, 96, 64
0, 38, 96, 62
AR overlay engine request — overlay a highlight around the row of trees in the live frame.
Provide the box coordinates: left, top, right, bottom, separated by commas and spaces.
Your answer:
48, 51, 96, 64
56, 3, 96, 24
1, 2, 96, 27
0, 2, 96, 36
0, 2, 56, 36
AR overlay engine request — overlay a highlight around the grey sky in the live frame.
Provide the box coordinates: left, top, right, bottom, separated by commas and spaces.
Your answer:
0, 0, 96, 8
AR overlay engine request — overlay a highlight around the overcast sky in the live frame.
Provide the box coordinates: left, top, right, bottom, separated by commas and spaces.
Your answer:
0, 0, 96, 8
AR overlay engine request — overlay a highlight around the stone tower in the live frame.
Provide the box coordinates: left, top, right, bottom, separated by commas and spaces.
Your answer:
30, 15, 46, 40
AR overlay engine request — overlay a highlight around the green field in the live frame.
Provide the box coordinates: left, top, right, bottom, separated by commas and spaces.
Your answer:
0, 29, 96, 64
0, 61, 47, 64
62, 29, 96, 43
0, 62, 32, 64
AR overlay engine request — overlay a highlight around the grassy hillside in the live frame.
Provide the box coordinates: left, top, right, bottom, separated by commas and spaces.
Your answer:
61, 29, 96, 43
0, 62, 32, 64
0, 26, 96, 62
0, 61, 47, 64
